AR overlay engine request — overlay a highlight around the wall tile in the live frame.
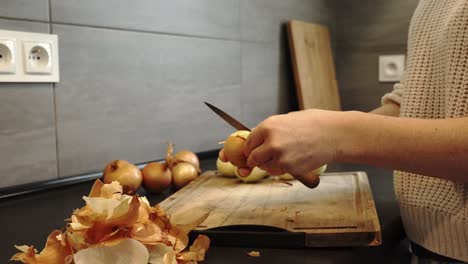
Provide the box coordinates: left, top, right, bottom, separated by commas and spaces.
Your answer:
0, 0, 49, 22
0, 19, 56, 187
241, 42, 297, 127
51, 0, 239, 40
336, 46, 407, 112
0, 85, 57, 188
0, 18, 49, 33
337, 0, 419, 48
53, 24, 241, 177
241, 0, 335, 44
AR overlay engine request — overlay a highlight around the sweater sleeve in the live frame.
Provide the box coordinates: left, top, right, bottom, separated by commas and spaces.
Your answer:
381, 82, 405, 106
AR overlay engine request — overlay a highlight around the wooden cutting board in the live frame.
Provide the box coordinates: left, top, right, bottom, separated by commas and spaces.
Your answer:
159, 171, 381, 248
287, 20, 341, 111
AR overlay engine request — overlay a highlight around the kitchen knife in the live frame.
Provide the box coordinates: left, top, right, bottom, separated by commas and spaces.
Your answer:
204, 102, 251, 131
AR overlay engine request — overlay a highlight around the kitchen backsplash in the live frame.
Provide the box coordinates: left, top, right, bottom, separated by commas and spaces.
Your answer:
0, 0, 335, 187
335, 0, 419, 112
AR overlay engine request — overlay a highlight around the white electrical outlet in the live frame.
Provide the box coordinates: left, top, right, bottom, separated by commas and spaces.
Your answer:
23, 41, 53, 74
379, 55, 406, 82
0, 30, 59, 83
0, 38, 16, 74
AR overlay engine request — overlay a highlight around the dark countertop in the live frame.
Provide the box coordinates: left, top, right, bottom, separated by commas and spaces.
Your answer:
0, 158, 409, 263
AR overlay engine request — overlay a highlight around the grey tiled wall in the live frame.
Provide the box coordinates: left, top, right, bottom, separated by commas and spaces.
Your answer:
336, 0, 419, 112
0, 1, 335, 187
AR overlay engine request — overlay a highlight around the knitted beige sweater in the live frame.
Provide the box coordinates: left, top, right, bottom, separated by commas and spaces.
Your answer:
382, 0, 468, 261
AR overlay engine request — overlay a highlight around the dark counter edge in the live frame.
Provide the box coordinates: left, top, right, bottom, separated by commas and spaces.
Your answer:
0, 149, 221, 201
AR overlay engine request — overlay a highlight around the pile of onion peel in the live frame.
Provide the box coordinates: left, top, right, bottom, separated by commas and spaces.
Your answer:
165, 142, 201, 189
11, 179, 210, 264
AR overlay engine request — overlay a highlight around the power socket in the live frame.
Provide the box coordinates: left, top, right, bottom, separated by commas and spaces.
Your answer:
0, 38, 16, 74
23, 41, 52, 74
0, 30, 59, 83
379, 55, 405, 83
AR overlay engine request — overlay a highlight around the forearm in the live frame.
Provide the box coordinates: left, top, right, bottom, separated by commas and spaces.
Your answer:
337, 111, 468, 183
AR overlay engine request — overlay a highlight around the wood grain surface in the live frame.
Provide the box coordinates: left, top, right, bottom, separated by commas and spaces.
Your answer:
288, 20, 341, 111
160, 171, 381, 247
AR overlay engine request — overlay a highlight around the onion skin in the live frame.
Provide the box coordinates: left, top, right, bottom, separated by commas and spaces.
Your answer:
216, 158, 237, 178
224, 130, 250, 168
141, 162, 172, 193
172, 162, 199, 189
173, 150, 200, 169
103, 160, 142, 194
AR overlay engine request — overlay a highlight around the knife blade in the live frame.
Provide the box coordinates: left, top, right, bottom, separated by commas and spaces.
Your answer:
204, 102, 251, 131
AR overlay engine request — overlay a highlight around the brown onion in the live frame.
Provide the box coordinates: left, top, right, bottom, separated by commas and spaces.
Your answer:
103, 160, 142, 194
172, 162, 199, 189
141, 162, 172, 193
173, 150, 200, 169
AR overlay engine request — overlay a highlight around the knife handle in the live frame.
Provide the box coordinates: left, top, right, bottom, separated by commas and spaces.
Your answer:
297, 171, 320, 189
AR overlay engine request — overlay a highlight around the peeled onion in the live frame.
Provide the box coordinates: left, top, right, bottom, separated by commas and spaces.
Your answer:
223, 130, 250, 168
173, 150, 200, 169
279, 164, 328, 181
279, 174, 295, 181
216, 158, 237, 178
235, 167, 269, 183
172, 162, 199, 189
103, 160, 142, 194
141, 162, 172, 193
313, 164, 328, 175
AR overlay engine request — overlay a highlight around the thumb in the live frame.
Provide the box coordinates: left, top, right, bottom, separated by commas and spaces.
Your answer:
237, 167, 253, 178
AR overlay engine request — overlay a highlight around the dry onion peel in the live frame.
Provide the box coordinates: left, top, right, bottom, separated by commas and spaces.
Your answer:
12, 179, 211, 264
247, 251, 261, 257
73, 238, 149, 264
148, 243, 177, 264
176, 235, 210, 262
11, 230, 72, 264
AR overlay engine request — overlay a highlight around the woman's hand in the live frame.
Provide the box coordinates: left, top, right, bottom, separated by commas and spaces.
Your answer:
220, 109, 347, 187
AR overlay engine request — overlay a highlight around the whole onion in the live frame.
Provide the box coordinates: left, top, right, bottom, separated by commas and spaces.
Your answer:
172, 162, 199, 189
103, 160, 142, 194
173, 150, 200, 169
141, 162, 172, 193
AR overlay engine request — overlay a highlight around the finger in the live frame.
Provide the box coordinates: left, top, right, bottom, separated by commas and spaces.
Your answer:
258, 159, 285, 176
244, 127, 265, 157
247, 144, 273, 168
218, 149, 228, 162
237, 167, 253, 178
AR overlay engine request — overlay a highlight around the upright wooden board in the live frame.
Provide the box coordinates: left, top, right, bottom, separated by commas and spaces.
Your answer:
288, 20, 341, 111
159, 171, 381, 248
